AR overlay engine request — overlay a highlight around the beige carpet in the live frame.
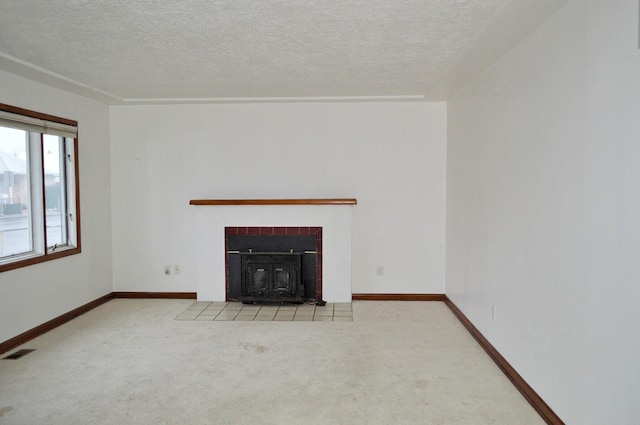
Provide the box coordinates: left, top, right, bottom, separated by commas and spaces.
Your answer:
0, 299, 544, 425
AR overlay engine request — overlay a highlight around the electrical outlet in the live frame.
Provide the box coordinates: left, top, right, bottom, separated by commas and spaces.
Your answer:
164, 265, 171, 275
174, 264, 181, 275
376, 266, 384, 276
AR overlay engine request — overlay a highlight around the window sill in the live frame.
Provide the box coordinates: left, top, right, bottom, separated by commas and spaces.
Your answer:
0, 247, 81, 273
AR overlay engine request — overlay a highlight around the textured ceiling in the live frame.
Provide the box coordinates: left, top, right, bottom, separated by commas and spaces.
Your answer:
0, 0, 567, 104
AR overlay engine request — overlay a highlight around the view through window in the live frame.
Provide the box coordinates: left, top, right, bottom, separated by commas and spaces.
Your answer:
0, 126, 32, 256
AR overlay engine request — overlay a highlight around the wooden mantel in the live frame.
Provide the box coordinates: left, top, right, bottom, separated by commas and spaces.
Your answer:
189, 198, 357, 206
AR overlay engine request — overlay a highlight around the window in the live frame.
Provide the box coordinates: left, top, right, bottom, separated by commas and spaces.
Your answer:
0, 103, 80, 271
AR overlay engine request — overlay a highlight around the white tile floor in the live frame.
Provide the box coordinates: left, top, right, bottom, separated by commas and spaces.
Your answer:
176, 301, 353, 321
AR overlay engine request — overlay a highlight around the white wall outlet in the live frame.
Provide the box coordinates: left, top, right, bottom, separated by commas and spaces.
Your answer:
376, 265, 384, 276
174, 264, 181, 275
164, 265, 171, 275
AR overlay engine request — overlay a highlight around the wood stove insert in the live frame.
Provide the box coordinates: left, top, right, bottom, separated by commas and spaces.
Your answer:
225, 227, 322, 303
240, 252, 303, 303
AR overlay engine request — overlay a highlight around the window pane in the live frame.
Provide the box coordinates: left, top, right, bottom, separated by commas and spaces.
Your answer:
43, 134, 67, 248
0, 126, 32, 257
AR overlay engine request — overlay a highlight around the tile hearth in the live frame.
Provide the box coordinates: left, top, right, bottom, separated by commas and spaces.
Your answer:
176, 302, 352, 322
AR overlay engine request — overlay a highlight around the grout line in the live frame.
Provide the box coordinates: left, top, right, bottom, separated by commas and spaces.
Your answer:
178, 301, 352, 322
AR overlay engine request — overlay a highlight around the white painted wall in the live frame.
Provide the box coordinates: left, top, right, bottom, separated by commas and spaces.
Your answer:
446, 1, 640, 423
0, 70, 113, 343
110, 103, 446, 296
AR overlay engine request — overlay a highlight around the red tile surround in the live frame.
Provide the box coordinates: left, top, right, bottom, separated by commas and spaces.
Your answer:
224, 226, 323, 301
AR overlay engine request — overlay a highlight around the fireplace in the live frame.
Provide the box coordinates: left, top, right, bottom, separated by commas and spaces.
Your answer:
225, 227, 322, 303
191, 200, 354, 302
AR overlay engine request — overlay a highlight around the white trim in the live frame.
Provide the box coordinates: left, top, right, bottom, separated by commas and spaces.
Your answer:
121, 95, 426, 104
28, 132, 44, 255
0, 51, 122, 103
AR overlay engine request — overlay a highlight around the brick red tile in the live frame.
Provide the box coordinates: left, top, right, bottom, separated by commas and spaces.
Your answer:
273, 227, 286, 235
286, 227, 300, 235
299, 227, 310, 235
238, 227, 248, 235
260, 227, 274, 235
247, 227, 260, 235
225, 227, 238, 236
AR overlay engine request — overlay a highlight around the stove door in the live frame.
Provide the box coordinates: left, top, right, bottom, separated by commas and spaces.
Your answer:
245, 265, 270, 296
241, 254, 301, 300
